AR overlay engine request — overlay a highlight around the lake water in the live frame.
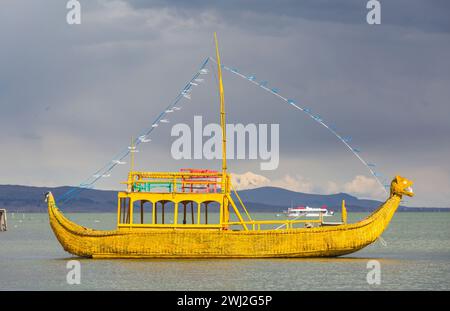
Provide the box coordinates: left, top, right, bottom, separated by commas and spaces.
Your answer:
0, 212, 449, 290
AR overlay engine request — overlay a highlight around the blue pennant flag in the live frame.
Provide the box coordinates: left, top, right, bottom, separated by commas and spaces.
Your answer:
259, 81, 268, 86
352, 148, 362, 153
287, 99, 295, 105
271, 88, 279, 93
367, 163, 376, 167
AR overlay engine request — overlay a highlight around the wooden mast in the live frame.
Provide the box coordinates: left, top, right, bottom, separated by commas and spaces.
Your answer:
214, 33, 230, 227
214, 33, 227, 182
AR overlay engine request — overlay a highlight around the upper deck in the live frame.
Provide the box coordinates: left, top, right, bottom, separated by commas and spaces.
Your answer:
116, 169, 240, 230
122, 169, 226, 195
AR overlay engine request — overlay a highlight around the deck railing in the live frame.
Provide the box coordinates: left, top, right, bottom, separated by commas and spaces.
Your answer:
123, 171, 226, 194
225, 217, 323, 230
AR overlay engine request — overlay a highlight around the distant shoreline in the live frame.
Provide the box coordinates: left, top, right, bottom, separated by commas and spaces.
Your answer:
1, 184, 449, 213
3, 210, 450, 214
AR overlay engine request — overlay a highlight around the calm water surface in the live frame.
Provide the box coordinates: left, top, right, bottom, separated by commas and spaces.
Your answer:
0, 212, 449, 290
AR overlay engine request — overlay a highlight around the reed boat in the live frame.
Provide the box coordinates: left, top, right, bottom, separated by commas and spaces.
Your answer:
46, 34, 414, 258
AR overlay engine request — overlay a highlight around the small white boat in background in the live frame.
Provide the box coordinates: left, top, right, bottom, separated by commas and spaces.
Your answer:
284, 206, 334, 218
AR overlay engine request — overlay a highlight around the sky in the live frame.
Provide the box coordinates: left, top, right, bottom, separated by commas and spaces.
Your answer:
1, 0, 449, 207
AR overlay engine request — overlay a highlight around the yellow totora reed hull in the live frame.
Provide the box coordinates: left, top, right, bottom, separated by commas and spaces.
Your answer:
47, 195, 401, 259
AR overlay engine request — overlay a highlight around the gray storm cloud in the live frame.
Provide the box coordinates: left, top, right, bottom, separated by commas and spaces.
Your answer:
0, 0, 449, 207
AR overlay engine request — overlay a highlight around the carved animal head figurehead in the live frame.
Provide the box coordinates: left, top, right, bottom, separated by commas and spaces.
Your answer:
390, 176, 414, 198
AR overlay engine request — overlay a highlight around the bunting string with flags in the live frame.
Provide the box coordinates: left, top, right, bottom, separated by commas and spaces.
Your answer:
211, 57, 388, 195
59, 57, 210, 204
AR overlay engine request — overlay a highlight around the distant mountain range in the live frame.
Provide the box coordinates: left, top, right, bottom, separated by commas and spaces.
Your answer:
0, 184, 448, 213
